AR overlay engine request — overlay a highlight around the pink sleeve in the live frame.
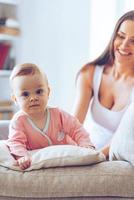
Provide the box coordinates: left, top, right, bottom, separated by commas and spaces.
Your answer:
6, 118, 28, 157
59, 109, 95, 147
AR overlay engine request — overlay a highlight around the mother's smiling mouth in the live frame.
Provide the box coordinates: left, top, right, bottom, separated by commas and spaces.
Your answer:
118, 49, 131, 56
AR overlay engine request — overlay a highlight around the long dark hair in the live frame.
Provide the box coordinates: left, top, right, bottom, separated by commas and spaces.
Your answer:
80, 10, 134, 72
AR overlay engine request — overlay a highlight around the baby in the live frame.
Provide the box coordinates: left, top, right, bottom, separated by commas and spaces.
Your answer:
6, 63, 95, 170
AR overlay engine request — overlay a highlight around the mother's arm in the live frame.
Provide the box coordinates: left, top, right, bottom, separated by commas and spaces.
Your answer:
73, 64, 94, 123
100, 145, 110, 158
73, 64, 109, 158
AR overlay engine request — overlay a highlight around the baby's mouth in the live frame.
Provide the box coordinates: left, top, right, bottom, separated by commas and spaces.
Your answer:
29, 104, 40, 108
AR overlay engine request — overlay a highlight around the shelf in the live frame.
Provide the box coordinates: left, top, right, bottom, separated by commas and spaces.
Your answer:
0, 101, 14, 119
0, 105, 14, 112
0, 26, 20, 36
0, 33, 18, 41
0, 0, 19, 120
0, 70, 11, 77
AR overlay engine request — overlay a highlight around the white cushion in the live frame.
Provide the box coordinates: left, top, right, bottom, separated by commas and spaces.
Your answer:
0, 140, 105, 171
109, 102, 134, 165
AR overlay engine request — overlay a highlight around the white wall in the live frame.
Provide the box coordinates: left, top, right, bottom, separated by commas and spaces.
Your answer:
88, 0, 134, 61
17, 0, 90, 112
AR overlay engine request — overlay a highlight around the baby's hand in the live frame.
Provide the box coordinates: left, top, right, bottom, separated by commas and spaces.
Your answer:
17, 154, 31, 170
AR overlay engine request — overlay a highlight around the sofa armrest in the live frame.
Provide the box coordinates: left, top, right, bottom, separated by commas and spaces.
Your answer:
0, 120, 10, 140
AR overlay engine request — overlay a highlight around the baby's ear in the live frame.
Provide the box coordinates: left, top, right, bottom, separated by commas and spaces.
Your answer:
48, 86, 50, 96
11, 94, 17, 104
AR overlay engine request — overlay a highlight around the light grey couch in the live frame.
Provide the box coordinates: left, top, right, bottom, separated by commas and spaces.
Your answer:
0, 120, 134, 200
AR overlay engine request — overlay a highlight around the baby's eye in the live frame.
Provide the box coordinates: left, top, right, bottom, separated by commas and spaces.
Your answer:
36, 88, 44, 95
21, 91, 29, 97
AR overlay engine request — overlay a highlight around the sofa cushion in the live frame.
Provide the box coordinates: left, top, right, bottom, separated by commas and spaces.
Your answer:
109, 102, 134, 166
0, 140, 105, 171
0, 120, 10, 140
0, 161, 134, 199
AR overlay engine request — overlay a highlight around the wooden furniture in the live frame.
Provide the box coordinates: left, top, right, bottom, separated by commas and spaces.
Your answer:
0, 0, 20, 119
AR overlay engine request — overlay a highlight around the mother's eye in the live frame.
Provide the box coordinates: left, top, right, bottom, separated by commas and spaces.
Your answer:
36, 88, 44, 95
21, 91, 29, 97
130, 39, 134, 44
116, 33, 125, 39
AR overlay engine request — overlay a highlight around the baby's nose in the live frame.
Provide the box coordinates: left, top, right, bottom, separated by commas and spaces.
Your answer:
30, 95, 38, 101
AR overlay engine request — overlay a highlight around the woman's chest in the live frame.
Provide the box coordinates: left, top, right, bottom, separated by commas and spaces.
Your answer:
98, 75, 134, 111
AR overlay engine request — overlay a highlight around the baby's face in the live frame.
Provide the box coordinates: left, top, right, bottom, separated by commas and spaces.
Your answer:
12, 73, 50, 116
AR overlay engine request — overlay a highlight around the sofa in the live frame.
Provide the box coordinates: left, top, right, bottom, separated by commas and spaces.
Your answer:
0, 120, 134, 200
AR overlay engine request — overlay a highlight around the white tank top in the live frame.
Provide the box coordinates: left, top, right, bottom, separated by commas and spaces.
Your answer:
85, 65, 129, 149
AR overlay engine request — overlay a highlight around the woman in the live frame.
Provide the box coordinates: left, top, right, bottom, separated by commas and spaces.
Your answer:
73, 10, 134, 158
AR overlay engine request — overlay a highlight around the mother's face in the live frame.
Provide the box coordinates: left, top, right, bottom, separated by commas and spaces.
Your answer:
113, 20, 134, 66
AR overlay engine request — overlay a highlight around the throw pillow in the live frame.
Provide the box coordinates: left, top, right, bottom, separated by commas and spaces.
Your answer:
0, 140, 105, 171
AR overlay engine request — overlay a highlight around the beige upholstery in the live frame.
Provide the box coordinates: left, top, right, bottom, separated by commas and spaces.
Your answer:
0, 161, 134, 199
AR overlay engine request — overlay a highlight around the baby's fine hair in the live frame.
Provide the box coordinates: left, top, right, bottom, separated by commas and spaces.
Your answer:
10, 63, 48, 85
